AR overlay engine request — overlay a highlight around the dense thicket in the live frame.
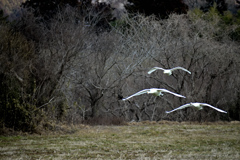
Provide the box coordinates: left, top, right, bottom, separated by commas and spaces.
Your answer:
0, 3, 240, 133
21, 0, 113, 33
201, 0, 228, 14
0, 9, 8, 22
21, 0, 80, 20
126, 0, 188, 19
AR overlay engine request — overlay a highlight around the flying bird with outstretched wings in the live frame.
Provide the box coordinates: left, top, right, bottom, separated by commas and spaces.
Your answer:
148, 67, 191, 75
165, 102, 227, 114
122, 88, 186, 101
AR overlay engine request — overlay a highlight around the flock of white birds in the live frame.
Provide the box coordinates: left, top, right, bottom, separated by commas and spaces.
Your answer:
122, 66, 227, 114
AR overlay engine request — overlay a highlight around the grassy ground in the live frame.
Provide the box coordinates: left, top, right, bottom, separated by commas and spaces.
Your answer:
0, 121, 240, 160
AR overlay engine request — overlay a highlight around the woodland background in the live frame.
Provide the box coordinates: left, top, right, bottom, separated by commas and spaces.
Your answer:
0, 0, 240, 133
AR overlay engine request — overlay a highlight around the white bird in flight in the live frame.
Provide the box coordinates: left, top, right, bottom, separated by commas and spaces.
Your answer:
165, 102, 227, 114
148, 67, 191, 75
122, 88, 186, 101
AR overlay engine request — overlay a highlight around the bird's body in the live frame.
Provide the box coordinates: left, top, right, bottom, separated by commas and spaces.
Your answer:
122, 88, 186, 101
148, 67, 191, 75
165, 102, 227, 114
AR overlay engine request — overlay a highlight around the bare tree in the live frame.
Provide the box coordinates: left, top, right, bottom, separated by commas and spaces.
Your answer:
117, 13, 239, 122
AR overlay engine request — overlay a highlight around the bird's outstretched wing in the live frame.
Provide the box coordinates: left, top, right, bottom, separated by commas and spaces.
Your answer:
159, 89, 186, 98
170, 67, 191, 74
148, 67, 165, 74
201, 103, 227, 113
122, 89, 149, 101
165, 103, 192, 113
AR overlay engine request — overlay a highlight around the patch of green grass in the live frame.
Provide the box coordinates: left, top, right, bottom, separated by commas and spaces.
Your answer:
0, 122, 240, 159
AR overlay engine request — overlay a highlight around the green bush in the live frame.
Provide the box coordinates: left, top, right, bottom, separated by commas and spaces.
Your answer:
0, 23, 39, 132
188, 6, 240, 42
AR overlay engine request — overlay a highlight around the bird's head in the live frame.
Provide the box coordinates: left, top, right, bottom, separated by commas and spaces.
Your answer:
163, 70, 172, 75
148, 89, 157, 94
191, 102, 203, 110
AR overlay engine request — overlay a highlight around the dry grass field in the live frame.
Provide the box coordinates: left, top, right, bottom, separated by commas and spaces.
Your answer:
0, 121, 240, 160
